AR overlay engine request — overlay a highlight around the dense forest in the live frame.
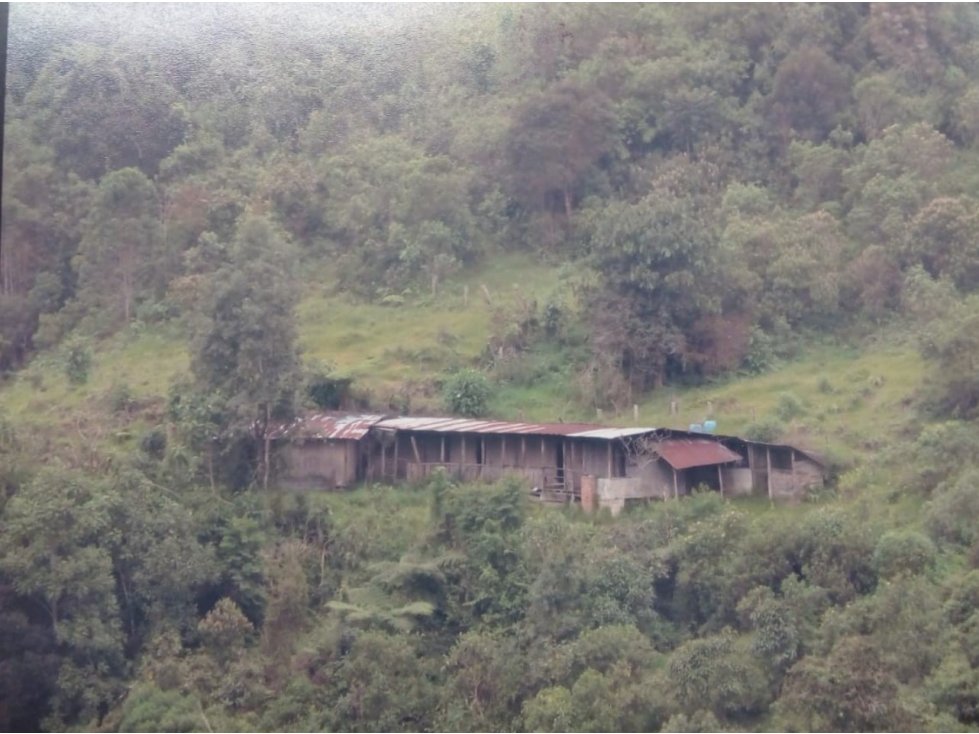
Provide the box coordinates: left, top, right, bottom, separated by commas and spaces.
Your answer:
3, 3, 979, 731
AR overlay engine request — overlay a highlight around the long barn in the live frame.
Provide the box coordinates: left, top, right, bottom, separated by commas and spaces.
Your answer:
272, 412, 826, 509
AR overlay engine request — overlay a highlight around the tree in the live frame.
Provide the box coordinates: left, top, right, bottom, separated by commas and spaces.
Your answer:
504, 79, 617, 220
23, 42, 187, 180
777, 636, 920, 731
769, 45, 850, 143
586, 157, 730, 389
0, 468, 125, 726
189, 214, 302, 489
73, 168, 163, 327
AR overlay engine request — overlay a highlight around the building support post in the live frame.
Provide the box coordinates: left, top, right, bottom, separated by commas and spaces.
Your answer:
410, 435, 422, 465
607, 442, 612, 478
440, 436, 445, 463
718, 465, 725, 497
394, 435, 399, 480
673, 468, 679, 499
766, 447, 773, 500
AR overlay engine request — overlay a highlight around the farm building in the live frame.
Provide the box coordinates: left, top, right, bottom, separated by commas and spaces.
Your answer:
272, 412, 826, 506
268, 413, 387, 489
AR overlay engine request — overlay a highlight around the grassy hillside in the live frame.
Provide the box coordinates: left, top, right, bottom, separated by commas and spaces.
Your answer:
0, 255, 924, 471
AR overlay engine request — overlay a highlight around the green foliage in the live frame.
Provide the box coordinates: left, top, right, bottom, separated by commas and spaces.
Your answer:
188, 214, 302, 487
777, 636, 921, 731
117, 684, 204, 733
74, 168, 164, 329
0, 468, 124, 725
198, 598, 254, 660
331, 631, 439, 732
667, 630, 771, 720
8, 5, 979, 730
63, 337, 93, 385
442, 369, 493, 418
918, 296, 979, 419
873, 530, 937, 579
774, 392, 806, 421
743, 417, 785, 443
216, 516, 268, 625
304, 361, 352, 410
926, 469, 979, 548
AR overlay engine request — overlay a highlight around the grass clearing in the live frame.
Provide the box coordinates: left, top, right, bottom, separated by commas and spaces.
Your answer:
299, 252, 564, 406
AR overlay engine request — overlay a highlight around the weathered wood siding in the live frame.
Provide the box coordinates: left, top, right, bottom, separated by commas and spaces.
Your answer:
391, 432, 566, 488
770, 455, 824, 501
278, 440, 358, 489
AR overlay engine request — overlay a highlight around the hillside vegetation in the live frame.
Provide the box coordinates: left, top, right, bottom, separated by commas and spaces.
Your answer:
2, 4, 979, 732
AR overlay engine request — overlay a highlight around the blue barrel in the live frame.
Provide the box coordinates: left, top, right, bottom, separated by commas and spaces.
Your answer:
703, 420, 717, 433
689, 423, 703, 433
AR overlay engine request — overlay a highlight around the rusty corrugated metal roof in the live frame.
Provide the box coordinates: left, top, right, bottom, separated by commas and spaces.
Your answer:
269, 413, 387, 441
375, 416, 606, 437
657, 439, 742, 470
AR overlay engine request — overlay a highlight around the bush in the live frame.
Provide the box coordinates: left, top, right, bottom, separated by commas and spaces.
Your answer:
873, 530, 937, 579
63, 338, 93, 385
442, 369, 492, 417
743, 417, 785, 443
775, 392, 806, 421
925, 470, 979, 547
140, 428, 168, 460
107, 382, 134, 413
743, 327, 777, 374
305, 362, 353, 410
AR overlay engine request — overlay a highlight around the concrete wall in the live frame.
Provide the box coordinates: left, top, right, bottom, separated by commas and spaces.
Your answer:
596, 477, 643, 516
625, 458, 677, 499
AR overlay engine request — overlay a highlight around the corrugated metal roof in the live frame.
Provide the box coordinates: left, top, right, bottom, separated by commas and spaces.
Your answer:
269, 413, 387, 441
375, 416, 607, 437
571, 427, 661, 440
657, 439, 742, 470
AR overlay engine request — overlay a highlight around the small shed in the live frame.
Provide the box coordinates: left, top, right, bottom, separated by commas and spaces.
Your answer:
717, 435, 825, 501
270, 413, 387, 489
589, 436, 743, 513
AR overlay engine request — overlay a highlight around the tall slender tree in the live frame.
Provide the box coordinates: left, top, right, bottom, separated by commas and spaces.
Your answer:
189, 214, 302, 489
74, 167, 162, 327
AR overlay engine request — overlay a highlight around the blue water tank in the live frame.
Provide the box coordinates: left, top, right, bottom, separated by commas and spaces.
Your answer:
703, 420, 717, 433
689, 423, 703, 433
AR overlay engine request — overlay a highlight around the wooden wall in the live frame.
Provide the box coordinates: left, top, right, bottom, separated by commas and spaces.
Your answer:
278, 440, 359, 489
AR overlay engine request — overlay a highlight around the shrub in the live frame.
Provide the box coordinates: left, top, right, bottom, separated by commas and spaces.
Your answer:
442, 369, 492, 417
63, 338, 93, 385
775, 392, 806, 421
107, 382, 134, 413
873, 530, 937, 579
140, 428, 168, 460
925, 470, 979, 547
743, 417, 785, 443
305, 361, 353, 410
743, 327, 777, 374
